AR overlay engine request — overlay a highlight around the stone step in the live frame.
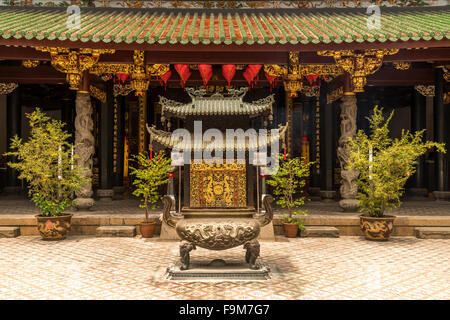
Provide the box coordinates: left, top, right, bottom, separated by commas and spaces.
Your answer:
0, 226, 20, 238
415, 227, 450, 239
96, 226, 136, 237
301, 226, 339, 238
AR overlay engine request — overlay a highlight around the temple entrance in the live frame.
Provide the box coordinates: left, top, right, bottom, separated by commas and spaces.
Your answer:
190, 161, 246, 208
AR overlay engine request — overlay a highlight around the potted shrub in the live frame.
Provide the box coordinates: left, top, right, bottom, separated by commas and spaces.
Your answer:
6, 109, 89, 240
347, 106, 445, 241
129, 151, 170, 238
267, 155, 313, 238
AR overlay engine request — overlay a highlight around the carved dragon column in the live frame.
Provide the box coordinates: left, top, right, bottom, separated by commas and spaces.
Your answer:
338, 73, 359, 212
74, 71, 95, 210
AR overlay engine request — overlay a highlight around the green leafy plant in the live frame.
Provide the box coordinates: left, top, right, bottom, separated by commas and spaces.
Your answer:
347, 105, 446, 217
129, 151, 171, 223
266, 155, 313, 230
5, 108, 89, 216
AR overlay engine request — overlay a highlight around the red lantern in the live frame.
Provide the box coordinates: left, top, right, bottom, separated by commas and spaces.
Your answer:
198, 64, 213, 88
222, 65, 236, 87
116, 73, 128, 83
168, 172, 175, 178
305, 74, 320, 85
174, 64, 191, 88
264, 72, 278, 91
159, 70, 172, 89
243, 65, 262, 88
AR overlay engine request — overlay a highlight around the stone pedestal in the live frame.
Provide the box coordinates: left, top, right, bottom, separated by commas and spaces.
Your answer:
432, 191, 450, 201
112, 186, 126, 200
166, 260, 271, 280
320, 190, 336, 202
74, 92, 94, 210
308, 187, 321, 201
97, 189, 114, 201
337, 94, 360, 212
408, 187, 428, 198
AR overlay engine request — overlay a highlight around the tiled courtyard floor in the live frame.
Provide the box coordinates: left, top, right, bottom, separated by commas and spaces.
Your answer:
0, 236, 448, 300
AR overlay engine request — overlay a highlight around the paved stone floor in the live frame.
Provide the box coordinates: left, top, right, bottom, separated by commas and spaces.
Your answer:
0, 236, 448, 300
0, 196, 449, 216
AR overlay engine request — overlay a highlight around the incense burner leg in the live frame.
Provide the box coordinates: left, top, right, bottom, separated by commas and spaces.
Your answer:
244, 239, 260, 270
180, 241, 196, 270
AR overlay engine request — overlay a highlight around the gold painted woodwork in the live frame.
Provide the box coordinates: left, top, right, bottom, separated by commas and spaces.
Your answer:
130, 50, 148, 97
443, 65, 450, 82
35, 47, 115, 90
190, 162, 246, 208
393, 62, 411, 70
89, 85, 106, 103
138, 94, 147, 155
22, 60, 40, 68
317, 49, 399, 92
264, 65, 288, 77
89, 63, 131, 75
327, 87, 344, 104
0, 82, 18, 94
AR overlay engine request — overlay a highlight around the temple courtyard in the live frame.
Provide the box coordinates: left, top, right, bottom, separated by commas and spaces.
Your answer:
0, 235, 448, 300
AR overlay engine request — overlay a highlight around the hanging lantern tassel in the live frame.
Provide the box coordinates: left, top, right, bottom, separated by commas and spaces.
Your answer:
284, 146, 287, 160
149, 145, 153, 161
158, 151, 162, 163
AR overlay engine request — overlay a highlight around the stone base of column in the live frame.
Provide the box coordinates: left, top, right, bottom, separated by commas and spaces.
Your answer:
320, 190, 336, 202
308, 187, 321, 201
112, 186, 126, 200
408, 188, 428, 198
432, 191, 450, 201
97, 189, 114, 201
339, 199, 359, 212
74, 198, 94, 210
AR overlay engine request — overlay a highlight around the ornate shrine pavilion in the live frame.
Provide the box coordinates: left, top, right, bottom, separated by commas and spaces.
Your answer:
0, 1, 449, 212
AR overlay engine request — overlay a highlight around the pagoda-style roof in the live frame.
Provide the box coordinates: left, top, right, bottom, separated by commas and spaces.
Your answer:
146, 123, 287, 152
160, 87, 273, 119
0, 6, 448, 49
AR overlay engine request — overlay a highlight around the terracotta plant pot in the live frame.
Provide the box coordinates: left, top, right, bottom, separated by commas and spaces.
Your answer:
360, 215, 396, 241
140, 221, 156, 238
283, 223, 299, 238
35, 214, 72, 240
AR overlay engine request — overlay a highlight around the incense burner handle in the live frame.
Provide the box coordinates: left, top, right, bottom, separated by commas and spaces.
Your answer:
162, 195, 179, 228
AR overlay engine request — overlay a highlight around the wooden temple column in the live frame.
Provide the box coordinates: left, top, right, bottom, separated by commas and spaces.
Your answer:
5, 86, 21, 194
432, 67, 450, 200
409, 89, 428, 197
338, 73, 359, 212
97, 80, 114, 201
319, 81, 336, 201
73, 71, 95, 210
113, 95, 126, 198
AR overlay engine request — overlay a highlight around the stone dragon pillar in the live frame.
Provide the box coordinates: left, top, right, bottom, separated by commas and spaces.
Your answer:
73, 91, 95, 210
338, 75, 359, 212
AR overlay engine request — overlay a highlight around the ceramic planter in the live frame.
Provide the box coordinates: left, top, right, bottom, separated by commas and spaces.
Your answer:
140, 221, 156, 238
283, 223, 299, 238
360, 215, 396, 241
35, 214, 72, 240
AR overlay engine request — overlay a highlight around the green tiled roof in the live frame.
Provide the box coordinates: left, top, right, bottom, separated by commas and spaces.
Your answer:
0, 6, 448, 46
160, 87, 273, 118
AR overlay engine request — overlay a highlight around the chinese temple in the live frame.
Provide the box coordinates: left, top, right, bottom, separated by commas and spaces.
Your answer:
0, 0, 449, 212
